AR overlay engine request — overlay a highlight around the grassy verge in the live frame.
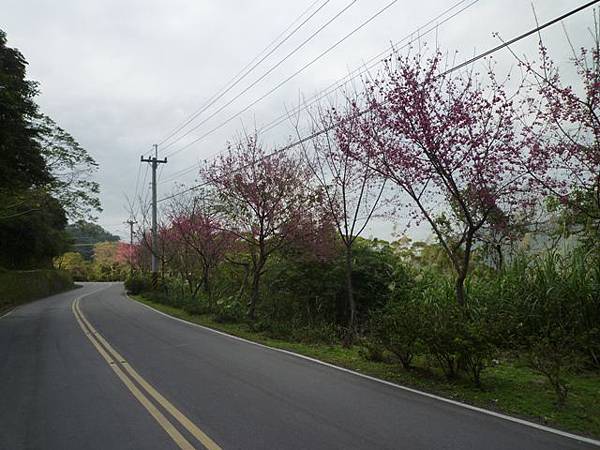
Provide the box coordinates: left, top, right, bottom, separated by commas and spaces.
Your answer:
132, 294, 600, 439
0, 269, 74, 315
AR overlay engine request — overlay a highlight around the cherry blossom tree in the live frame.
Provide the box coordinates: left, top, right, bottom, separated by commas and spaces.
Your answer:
115, 241, 139, 273
338, 46, 531, 305
520, 18, 600, 249
292, 102, 386, 343
202, 132, 316, 320
167, 193, 235, 305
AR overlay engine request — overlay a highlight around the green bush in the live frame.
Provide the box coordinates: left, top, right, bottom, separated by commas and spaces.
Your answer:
465, 250, 600, 400
0, 269, 73, 310
371, 298, 423, 369
124, 273, 152, 295
214, 295, 246, 323
513, 251, 597, 405
358, 337, 388, 362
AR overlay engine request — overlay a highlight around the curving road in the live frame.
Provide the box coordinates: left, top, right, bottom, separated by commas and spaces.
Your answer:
1, 282, 598, 450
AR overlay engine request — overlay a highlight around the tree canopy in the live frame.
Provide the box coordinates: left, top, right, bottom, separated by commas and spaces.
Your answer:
0, 29, 101, 269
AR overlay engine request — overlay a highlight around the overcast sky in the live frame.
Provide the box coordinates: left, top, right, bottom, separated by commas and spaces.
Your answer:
1, 0, 592, 240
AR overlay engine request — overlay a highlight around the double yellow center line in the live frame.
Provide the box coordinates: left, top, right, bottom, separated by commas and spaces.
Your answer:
72, 294, 221, 450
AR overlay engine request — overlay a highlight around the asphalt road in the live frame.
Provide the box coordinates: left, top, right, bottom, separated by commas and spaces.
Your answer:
1, 282, 598, 450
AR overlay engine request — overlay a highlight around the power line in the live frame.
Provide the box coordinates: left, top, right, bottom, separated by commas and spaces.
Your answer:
157, 0, 479, 186
156, 0, 329, 149
161, 0, 360, 155
138, 163, 151, 217
159, 159, 202, 185
257, 0, 480, 136
164, 0, 400, 159
157, 0, 598, 204
129, 161, 144, 214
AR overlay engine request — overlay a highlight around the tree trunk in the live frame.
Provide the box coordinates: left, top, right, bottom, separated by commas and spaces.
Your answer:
455, 231, 474, 307
495, 243, 504, 271
455, 271, 466, 307
180, 272, 185, 298
203, 267, 212, 307
248, 268, 261, 322
248, 235, 266, 322
343, 245, 356, 346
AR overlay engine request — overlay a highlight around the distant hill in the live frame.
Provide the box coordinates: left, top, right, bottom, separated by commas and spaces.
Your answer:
66, 221, 120, 260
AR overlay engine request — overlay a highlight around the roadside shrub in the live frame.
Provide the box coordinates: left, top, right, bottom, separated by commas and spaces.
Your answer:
512, 251, 594, 405
261, 253, 343, 329
527, 337, 579, 406
289, 323, 340, 344
181, 298, 209, 316
458, 308, 498, 387
214, 295, 246, 323
124, 273, 151, 295
461, 250, 600, 404
420, 300, 497, 385
420, 300, 463, 380
370, 298, 423, 369
358, 338, 387, 362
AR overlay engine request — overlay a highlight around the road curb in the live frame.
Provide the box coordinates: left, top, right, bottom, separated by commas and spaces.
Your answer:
127, 293, 600, 448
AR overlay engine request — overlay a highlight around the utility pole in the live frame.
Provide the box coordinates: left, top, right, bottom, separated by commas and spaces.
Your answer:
125, 219, 136, 275
141, 144, 167, 289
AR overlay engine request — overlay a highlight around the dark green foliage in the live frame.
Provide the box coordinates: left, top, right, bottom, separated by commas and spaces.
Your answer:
511, 251, 599, 405
351, 238, 406, 324
467, 250, 600, 397
0, 193, 70, 269
370, 298, 422, 369
260, 253, 343, 330
214, 295, 246, 323
358, 338, 387, 362
0, 29, 101, 269
0, 30, 50, 194
124, 273, 152, 295
254, 238, 407, 341
419, 299, 468, 380
418, 288, 497, 386
0, 269, 73, 312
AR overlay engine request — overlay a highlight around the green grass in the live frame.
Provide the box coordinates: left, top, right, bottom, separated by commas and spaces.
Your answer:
0, 269, 74, 315
132, 294, 600, 439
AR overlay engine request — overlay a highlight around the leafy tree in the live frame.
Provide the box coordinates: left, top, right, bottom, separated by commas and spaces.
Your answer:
0, 193, 69, 269
0, 29, 100, 268
519, 21, 600, 253
0, 29, 50, 196
294, 104, 386, 343
38, 115, 101, 220
338, 45, 532, 305
91, 241, 127, 281
203, 132, 316, 320
54, 251, 89, 280
167, 194, 235, 304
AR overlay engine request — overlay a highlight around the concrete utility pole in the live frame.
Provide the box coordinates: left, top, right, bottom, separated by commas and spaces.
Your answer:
141, 144, 167, 289
125, 219, 136, 275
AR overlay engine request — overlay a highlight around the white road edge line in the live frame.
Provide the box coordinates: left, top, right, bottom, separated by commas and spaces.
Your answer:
127, 293, 600, 447
0, 308, 14, 319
